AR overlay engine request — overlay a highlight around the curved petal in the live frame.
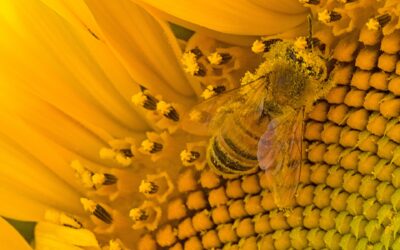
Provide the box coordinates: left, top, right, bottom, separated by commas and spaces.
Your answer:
141, 5, 261, 46
0, 217, 33, 250
0, 0, 149, 138
250, 0, 306, 14
134, 0, 308, 36
39, 0, 103, 41
35, 222, 99, 250
0, 187, 52, 222
0, 110, 88, 220
83, 0, 197, 104
0, 0, 151, 220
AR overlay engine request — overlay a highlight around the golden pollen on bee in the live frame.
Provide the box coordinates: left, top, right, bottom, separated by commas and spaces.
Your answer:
294, 37, 308, 50
129, 208, 149, 222
139, 180, 159, 194
318, 10, 342, 24
141, 139, 163, 153
131, 86, 159, 110
80, 198, 113, 224
156, 101, 179, 121
180, 149, 201, 164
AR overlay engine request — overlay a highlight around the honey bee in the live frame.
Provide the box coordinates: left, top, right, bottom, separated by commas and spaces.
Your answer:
184, 38, 334, 208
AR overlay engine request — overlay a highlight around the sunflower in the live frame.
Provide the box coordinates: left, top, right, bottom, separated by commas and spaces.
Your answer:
2, 0, 400, 249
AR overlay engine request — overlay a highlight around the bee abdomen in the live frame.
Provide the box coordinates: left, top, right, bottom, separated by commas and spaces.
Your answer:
224, 137, 258, 161
207, 123, 260, 176
207, 136, 255, 176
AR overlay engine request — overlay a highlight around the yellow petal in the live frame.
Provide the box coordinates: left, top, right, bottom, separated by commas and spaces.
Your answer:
39, 0, 102, 41
143, 5, 260, 46
83, 0, 197, 104
0, 0, 150, 220
134, 0, 308, 36
0, 117, 84, 219
35, 222, 99, 250
0, 187, 50, 221
0, 0, 149, 139
0, 217, 33, 250
250, 0, 306, 14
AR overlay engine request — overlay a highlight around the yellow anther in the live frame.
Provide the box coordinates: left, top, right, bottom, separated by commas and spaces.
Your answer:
180, 149, 196, 164
139, 180, 159, 194
92, 173, 105, 186
251, 40, 265, 54
318, 9, 342, 24
299, 0, 320, 4
156, 101, 173, 115
130, 201, 162, 231
109, 240, 123, 250
129, 208, 149, 222
140, 139, 162, 154
189, 110, 204, 122
181, 51, 200, 76
115, 153, 132, 167
80, 198, 112, 224
70, 160, 116, 188
155, 100, 179, 121
366, 18, 380, 31
141, 139, 155, 152
201, 86, 217, 100
99, 148, 116, 160
180, 150, 192, 162
44, 210, 82, 229
294, 36, 308, 50
131, 86, 158, 110
141, 172, 174, 203
131, 92, 147, 106
207, 52, 223, 65
70, 160, 85, 174
81, 170, 94, 188
318, 10, 331, 23
80, 198, 97, 213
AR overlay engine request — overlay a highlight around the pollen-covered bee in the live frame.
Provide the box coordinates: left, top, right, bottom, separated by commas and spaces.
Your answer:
183, 37, 334, 208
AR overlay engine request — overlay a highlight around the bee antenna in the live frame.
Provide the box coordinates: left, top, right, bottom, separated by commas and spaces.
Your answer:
307, 15, 313, 50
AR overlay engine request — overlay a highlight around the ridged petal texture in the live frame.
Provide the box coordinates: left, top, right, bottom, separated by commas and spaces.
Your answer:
0, 0, 191, 222
132, 0, 308, 45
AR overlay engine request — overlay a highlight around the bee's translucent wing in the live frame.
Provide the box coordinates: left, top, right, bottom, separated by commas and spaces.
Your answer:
257, 108, 304, 208
181, 77, 266, 136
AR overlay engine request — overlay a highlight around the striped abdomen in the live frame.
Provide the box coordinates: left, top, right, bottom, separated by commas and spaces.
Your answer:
207, 112, 268, 176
